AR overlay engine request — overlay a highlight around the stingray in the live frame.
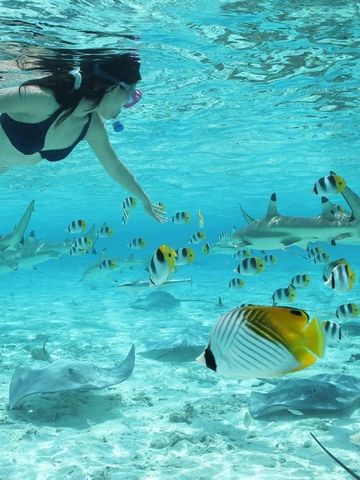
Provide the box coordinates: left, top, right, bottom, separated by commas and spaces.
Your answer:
132, 291, 181, 311
9, 345, 135, 409
139, 327, 207, 363
131, 290, 214, 312
249, 373, 360, 418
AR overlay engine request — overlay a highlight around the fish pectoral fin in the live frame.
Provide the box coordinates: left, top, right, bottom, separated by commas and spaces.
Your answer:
281, 237, 302, 247
332, 233, 352, 242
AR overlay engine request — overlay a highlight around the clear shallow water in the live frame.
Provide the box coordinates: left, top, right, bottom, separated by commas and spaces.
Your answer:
0, 1, 360, 479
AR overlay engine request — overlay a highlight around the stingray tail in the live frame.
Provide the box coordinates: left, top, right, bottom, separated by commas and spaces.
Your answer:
310, 432, 360, 480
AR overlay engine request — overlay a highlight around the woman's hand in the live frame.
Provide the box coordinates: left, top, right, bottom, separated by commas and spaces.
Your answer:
142, 197, 168, 223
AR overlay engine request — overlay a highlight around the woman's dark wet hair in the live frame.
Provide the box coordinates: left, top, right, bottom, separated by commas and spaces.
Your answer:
18, 49, 141, 123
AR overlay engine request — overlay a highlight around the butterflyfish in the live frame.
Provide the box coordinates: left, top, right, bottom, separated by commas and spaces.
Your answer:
148, 244, 177, 286
336, 303, 360, 320
66, 219, 87, 233
175, 247, 195, 266
196, 305, 326, 379
313, 174, 346, 195
171, 211, 191, 224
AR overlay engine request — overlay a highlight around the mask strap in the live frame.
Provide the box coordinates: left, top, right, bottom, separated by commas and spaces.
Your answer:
69, 68, 82, 90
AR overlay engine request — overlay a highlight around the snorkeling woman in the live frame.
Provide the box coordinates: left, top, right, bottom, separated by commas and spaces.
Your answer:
0, 52, 165, 222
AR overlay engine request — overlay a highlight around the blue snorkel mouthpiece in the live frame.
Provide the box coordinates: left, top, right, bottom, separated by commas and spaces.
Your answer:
113, 120, 124, 132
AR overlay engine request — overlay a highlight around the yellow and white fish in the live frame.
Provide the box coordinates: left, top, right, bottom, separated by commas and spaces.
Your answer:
336, 303, 360, 320
69, 245, 86, 256
322, 258, 347, 282
196, 305, 326, 379
66, 219, 87, 233
171, 211, 191, 224
189, 231, 205, 244
228, 278, 245, 288
233, 249, 253, 259
313, 174, 346, 195
99, 259, 117, 270
72, 235, 93, 252
198, 209, 205, 228
98, 223, 113, 238
307, 245, 330, 264
235, 257, 265, 275
175, 247, 195, 266
202, 242, 212, 255
263, 254, 277, 265
272, 286, 296, 305
290, 274, 311, 288
148, 244, 177, 286
323, 320, 342, 343
122, 209, 130, 225
122, 196, 137, 210
323, 262, 355, 291
128, 237, 147, 249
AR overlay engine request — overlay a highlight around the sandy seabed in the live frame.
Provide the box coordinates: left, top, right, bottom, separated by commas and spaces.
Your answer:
0, 268, 359, 480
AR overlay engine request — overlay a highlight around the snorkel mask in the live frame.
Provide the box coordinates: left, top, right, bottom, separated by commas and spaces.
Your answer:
92, 63, 142, 108
92, 63, 142, 131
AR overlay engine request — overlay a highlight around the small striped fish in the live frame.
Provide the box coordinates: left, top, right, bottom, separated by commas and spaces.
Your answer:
196, 305, 325, 379
313, 174, 346, 195
290, 274, 311, 288
323, 321, 342, 343
336, 303, 360, 320
324, 263, 355, 292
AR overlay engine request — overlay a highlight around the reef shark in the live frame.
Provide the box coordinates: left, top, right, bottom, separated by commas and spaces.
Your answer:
0, 230, 72, 272
232, 172, 360, 251
0, 200, 35, 252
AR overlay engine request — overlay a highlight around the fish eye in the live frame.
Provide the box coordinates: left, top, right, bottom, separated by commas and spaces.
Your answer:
289, 309, 303, 316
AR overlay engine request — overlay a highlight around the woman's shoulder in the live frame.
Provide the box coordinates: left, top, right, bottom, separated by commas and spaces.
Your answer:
0, 85, 58, 114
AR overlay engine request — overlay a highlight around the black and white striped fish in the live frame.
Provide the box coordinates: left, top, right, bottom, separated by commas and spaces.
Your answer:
235, 257, 265, 275
272, 286, 296, 305
175, 247, 195, 266
122, 196, 137, 209
228, 278, 245, 289
189, 231, 205, 244
196, 305, 325, 379
290, 274, 311, 288
171, 211, 191, 224
336, 303, 360, 320
313, 175, 346, 195
323, 321, 342, 343
323, 262, 355, 291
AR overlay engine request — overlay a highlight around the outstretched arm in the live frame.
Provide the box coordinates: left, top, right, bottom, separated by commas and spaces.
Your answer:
86, 113, 166, 223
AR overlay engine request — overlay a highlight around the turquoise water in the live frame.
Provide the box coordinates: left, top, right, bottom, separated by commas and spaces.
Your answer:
1, 1, 360, 479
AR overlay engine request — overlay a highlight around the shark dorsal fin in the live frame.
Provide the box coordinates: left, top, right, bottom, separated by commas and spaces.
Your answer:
28, 230, 36, 242
265, 193, 279, 220
321, 197, 335, 218
239, 204, 255, 224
